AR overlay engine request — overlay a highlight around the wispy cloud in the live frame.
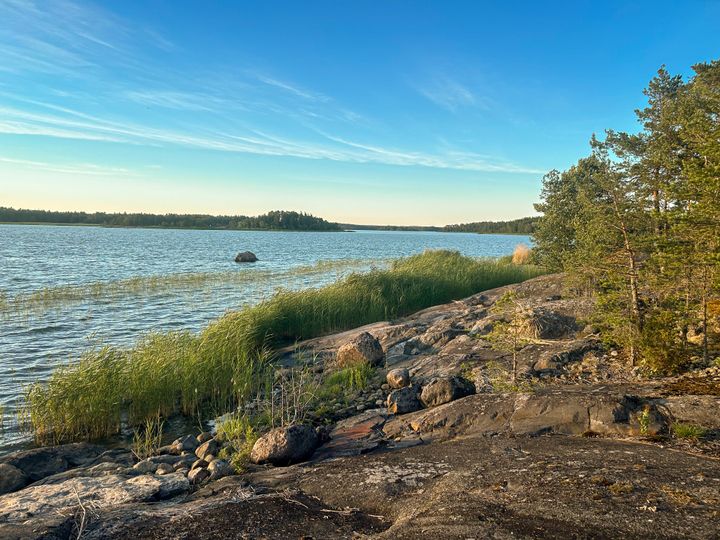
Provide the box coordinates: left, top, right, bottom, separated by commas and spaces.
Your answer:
0, 156, 139, 177
0, 0, 172, 75
416, 76, 492, 113
0, 103, 543, 174
253, 74, 330, 102
121, 90, 223, 112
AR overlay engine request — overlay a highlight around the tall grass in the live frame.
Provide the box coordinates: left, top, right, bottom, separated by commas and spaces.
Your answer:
2, 258, 381, 317
22, 250, 544, 444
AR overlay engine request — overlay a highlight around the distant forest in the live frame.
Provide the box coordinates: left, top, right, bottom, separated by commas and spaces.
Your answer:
443, 216, 538, 234
1, 206, 538, 234
0, 208, 342, 232
340, 216, 538, 233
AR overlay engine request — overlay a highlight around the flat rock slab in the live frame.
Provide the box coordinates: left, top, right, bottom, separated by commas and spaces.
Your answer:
293, 433, 720, 539
384, 391, 669, 441
314, 409, 389, 459
0, 472, 189, 526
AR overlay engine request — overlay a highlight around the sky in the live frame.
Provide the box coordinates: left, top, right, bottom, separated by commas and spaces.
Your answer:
0, 1, 718, 226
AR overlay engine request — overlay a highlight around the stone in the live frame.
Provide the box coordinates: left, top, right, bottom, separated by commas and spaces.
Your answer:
387, 385, 423, 415
0, 473, 189, 524
207, 459, 234, 480
234, 251, 258, 263
171, 435, 199, 454
148, 454, 182, 465
188, 468, 210, 485
155, 463, 174, 475
335, 332, 384, 368
520, 308, 577, 339
0, 443, 107, 483
195, 439, 219, 460
0, 464, 27, 495
190, 459, 208, 471
197, 431, 213, 444
132, 459, 158, 474
250, 424, 319, 466
387, 368, 410, 389
419, 376, 475, 408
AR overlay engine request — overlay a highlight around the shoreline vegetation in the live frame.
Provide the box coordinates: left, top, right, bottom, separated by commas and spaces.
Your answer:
0, 206, 538, 234
20, 250, 544, 445
0, 258, 385, 317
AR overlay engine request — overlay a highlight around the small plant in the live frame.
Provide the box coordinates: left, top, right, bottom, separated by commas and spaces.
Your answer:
482, 360, 538, 393
511, 244, 532, 265
131, 414, 164, 460
671, 423, 708, 440
637, 405, 652, 436
324, 362, 375, 391
215, 413, 260, 472
487, 291, 532, 381
268, 367, 320, 429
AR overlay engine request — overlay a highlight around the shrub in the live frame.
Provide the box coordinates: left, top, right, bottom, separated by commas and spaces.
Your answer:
511, 244, 533, 265
671, 423, 708, 440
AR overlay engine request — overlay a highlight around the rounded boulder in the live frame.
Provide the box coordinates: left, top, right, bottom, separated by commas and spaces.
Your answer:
386, 368, 410, 389
336, 332, 384, 368
234, 251, 258, 263
420, 376, 475, 408
250, 425, 319, 466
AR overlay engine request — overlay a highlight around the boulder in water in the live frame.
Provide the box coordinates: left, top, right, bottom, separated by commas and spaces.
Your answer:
234, 251, 258, 263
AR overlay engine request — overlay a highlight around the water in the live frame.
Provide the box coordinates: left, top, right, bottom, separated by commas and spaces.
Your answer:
0, 224, 530, 452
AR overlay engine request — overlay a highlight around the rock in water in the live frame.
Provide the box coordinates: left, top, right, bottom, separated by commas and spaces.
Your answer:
420, 376, 475, 408
387, 368, 410, 389
0, 464, 27, 495
336, 332, 384, 368
250, 425, 319, 466
234, 251, 258, 263
387, 385, 422, 415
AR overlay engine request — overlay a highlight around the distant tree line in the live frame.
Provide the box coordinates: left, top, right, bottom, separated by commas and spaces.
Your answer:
0, 208, 342, 232
533, 60, 720, 374
340, 216, 538, 233
443, 216, 538, 234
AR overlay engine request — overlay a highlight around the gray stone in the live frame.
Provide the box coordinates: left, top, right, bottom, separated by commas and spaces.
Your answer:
132, 459, 158, 474
188, 467, 210, 485
387, 368, 410, 389
155, 463, 174, 475
207, 459, 234, 480
190, 459, 208, 471
420, 376, 475, 408
171, 435, 199, 454
0, 473, 189, 524
387, 385, 422, 415
195, 439, 219, 460
234, 251, 258, 263
250, 424, 319, 466
335, 332, 384, 367
0, 464, 27, 495
197, 431, 213, 444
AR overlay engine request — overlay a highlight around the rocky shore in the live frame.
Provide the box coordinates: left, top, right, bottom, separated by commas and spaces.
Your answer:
2, 274, 719, 539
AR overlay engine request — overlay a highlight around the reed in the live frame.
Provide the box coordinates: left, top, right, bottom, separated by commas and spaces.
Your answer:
22, 250, 545, 444
2, 258, 382, 317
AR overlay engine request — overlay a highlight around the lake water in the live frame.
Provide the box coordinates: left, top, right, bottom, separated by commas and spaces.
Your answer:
0, 224, 530, 452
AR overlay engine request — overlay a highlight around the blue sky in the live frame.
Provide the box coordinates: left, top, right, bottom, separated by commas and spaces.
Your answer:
0, 1, 718, 225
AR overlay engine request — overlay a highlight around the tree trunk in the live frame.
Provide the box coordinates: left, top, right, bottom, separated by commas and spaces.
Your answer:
610, 189, 642, 366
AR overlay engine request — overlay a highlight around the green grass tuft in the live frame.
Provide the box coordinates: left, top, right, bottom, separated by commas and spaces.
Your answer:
671, 423, 708, 440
